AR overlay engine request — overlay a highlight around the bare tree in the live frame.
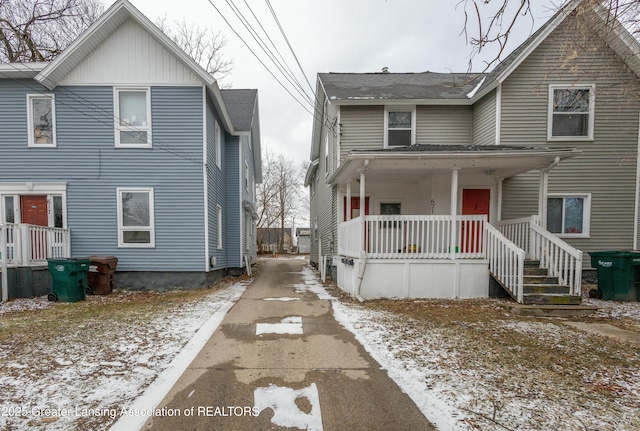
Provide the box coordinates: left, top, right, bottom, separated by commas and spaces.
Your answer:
0, 0, 103, 63
459, 0, 640, 72
156, 16, 233, 85
256, 147, 304, 253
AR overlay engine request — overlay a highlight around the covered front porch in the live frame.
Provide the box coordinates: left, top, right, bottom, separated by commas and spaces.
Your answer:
329, 145, 582, 302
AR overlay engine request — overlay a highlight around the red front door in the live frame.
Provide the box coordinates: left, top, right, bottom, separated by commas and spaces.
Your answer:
21, 195, 49, 226
461, 189, 490, 253
343, 197, 369, 221
20, 195, 49, 260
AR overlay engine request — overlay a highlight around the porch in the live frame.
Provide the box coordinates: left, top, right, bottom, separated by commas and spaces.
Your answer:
336, 214, 582, 304
1, 223, 71, 301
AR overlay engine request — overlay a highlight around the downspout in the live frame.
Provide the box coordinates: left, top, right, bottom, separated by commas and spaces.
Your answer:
538, 156, 561, 229
355, 160, 369, 301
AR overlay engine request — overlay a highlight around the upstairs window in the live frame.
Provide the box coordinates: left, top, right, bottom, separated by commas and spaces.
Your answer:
548, 85, 594, 140
215, 120, 222, 170
385, 107, 415, 147
115, 88, 151, 147
27, 94, 56, 147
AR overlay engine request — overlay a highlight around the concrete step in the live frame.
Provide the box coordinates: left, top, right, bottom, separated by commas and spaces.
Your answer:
501, 303, 598, 317
523, 283, 570, 294
523, 293, 582, 306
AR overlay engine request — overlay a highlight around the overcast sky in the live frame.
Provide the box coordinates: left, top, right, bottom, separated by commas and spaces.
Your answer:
104, 0, 560, 167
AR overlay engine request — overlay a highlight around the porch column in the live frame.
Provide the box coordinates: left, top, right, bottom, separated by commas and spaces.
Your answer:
359, 160, 369, 253
450, 168, 459, 259
1, 224, 7, 302
346, 182, 352, 221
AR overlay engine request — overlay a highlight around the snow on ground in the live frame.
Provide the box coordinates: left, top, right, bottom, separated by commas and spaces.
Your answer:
0, 281, 247, 431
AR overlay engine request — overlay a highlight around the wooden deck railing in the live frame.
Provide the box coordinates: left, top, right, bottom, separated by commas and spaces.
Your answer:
1, 223, 70, 267
338, 215, 487, 259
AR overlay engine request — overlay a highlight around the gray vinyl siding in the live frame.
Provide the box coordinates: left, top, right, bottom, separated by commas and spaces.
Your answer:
472, 90, 497, 145
206, 95, 228, 269
225, 134, 241, 267
416, 106, 472, 145
0, 83, 206, 271
339, 106, 384, 159
500, 11, 640, 257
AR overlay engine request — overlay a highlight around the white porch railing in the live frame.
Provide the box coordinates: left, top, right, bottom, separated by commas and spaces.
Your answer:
486, 223, 525, 302
1, 223, 71, 267
499, 216, 582, 295
339, 215, 487, 259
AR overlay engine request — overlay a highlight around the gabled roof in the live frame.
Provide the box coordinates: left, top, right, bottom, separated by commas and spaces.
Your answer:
320, 72, 483, 104
32, 0, 234, 132
471, 0, 640, 101
0, 62, 47, 79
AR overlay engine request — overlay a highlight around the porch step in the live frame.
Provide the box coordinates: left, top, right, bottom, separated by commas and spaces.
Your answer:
524, 267, 548, 276
501, 303, 598, 317
522, 293, 582, 306
523, 275, 559, 284
523, 283, 570, 295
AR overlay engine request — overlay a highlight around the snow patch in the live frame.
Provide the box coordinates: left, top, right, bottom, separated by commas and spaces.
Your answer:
256, 316, 303, 335
254, 383, 323, 431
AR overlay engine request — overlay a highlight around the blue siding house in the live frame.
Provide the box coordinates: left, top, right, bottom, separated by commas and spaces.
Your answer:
0, 0, 261, 296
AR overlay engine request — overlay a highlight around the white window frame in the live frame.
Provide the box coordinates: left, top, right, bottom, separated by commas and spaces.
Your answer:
546, 193, 591, 238
547, 84, 595, 141
114, 87, 152, 148
116, 187, 155, 248
217, 205, 223, 249
384, 106, 416, 148
244, 161, 250, 191
27, 94, 57, 148
325, 134, 330, 177
215, 120, 222, 170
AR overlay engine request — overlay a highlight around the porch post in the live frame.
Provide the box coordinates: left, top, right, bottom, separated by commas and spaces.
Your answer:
450, 168, 459, 259
346, 182, 352, 221
360, 165, 366, 253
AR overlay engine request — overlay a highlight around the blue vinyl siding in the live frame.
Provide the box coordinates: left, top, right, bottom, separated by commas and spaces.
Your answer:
0, 82, 206, 271
206, 95, 228, 269
225, 135, 241, 267
240, 134, 257, 262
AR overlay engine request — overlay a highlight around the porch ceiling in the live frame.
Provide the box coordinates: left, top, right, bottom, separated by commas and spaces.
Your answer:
328, 145, 580, 185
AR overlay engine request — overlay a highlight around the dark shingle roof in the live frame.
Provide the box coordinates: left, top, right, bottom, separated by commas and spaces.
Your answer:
220, 89, 257, 131
319, 72, 484, 101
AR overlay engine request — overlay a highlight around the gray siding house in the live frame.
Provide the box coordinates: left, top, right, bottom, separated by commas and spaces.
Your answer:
0, 0, 261, 297
306, 0, 640, 304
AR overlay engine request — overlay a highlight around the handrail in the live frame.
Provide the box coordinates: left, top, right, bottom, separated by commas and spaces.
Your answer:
530, 223, 582, 295
486, 223, 525, 303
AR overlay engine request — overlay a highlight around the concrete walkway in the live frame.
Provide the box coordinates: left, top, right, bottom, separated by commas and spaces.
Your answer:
142, 258, 435, 431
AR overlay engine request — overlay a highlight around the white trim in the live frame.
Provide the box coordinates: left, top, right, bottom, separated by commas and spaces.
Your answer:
547, 193, 592, 238
239, 143, 243, 265
495, 84, 502, 145
26, 94, 57, 148
336, 108, 342, 168
384, 105, 416, 148
215, 120, 222, 170
0, 182, 67, 193
116, 187, 155, 248
113, 86, 152, 148
547, 84, 595, 141
217, 205, 223, 250
202, 86, 210, 272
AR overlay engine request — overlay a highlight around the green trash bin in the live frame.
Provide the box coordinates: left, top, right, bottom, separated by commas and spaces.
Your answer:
47, 258, 90, 303
589, 251, 640, 301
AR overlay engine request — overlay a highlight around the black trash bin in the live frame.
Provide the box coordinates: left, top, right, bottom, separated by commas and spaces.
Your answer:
589, 251, 640, 301
47, 258, 90, 302
86, 256, 118, 295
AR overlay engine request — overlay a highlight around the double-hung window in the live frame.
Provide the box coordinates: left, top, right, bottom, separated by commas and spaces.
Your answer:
215, 120, 222, 170
385, 107, 415, 147
27, 94, 56, 147
117, 188, 155, 247
547, 194, 591, 237
114, 88, 151, 147
548, 85, 594, 140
